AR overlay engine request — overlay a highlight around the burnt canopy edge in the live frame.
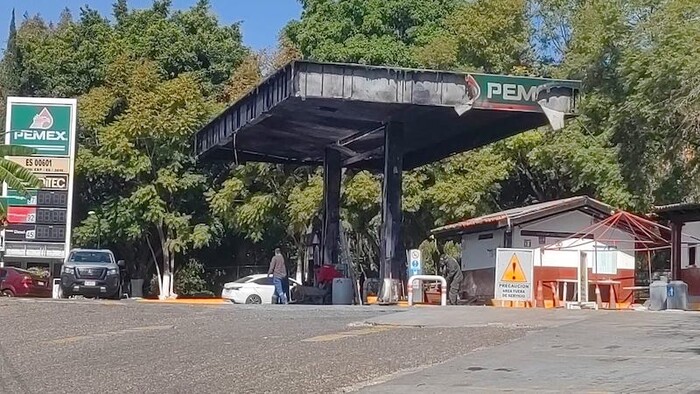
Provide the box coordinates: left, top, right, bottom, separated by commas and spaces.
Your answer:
194, 60, 581, 169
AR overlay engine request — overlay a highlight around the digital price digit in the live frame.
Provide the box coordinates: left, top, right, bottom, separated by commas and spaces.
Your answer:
36, 209, 67, 224
36, 191, 68, 208
35, 225, 66, 241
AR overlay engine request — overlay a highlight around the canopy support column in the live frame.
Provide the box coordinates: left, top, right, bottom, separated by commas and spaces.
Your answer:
671, 221, 683, 281
378, 121, 404, 303
321, 148, 341, 267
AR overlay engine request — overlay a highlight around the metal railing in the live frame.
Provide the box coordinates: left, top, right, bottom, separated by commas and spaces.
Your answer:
407, 275, 447, 306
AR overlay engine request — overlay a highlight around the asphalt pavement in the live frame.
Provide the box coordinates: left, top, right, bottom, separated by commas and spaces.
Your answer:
362, 308, 700, 393
0, 299, 525, 394
3, 299, 699, 393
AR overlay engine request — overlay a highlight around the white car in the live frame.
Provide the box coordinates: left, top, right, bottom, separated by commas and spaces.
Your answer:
221, 274, 300, 304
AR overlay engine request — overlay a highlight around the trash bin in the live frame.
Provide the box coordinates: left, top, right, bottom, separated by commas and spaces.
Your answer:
332, 278, 354, 305
130, 279, 144, 298
649, 280, 667, 311
666, 281, 688, 310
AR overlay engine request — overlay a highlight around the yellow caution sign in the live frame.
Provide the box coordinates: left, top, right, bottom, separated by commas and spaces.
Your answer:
501, 254, 527, 282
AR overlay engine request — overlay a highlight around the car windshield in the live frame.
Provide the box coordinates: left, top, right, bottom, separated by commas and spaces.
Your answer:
233, 276, 253, 284
68, 251, 113, 264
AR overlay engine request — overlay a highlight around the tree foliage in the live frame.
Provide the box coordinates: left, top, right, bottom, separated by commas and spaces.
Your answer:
2, 0, 698, 290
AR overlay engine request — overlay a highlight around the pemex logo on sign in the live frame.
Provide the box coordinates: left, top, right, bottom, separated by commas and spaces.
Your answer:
30, 108, 54, 129
9, 104, 71, 156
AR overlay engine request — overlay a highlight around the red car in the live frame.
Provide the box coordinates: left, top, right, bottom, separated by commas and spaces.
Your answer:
0, 267, 52, 297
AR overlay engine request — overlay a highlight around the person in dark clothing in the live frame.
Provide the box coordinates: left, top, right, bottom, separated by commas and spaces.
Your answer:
440, 255, 463, 305
268, 248, 288, 304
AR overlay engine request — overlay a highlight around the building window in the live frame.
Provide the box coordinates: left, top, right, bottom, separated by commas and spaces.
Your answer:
524, 239, 532, 247
594, 247, 618, 274
690, 247, 696, 266
538, 236, 546, 245
478, 233, 493, 240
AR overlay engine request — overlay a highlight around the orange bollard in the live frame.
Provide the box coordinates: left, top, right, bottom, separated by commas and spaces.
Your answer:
609, 284, 617, 310
595, 284, 602, 309
552, 283, 561, 308
536, 281, 544, 308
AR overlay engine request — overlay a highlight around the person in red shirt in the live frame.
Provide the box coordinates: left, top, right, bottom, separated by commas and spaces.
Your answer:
313, 264, 342, 304
316, 264, 342, 286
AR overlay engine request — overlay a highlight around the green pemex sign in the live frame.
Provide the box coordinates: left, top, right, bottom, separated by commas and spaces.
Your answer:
8, 103, 73, 156
464, 74, 580, 113
3, 97, 77, 260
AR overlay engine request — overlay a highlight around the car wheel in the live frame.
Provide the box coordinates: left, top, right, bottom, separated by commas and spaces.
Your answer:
245, 294, 262, 304
2, 289, 14, 297
111, 284, 122, 300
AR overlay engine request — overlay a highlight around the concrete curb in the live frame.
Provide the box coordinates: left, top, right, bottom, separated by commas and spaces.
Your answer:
136, 298, 228, 305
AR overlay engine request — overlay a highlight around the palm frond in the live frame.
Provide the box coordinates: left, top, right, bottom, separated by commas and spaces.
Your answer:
0, 158, 43, 193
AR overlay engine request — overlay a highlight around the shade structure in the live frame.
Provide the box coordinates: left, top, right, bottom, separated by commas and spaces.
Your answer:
194, 61, 582, 303
652, 203, 700, 280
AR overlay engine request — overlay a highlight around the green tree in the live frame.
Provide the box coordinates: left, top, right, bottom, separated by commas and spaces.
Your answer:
109, 0, 246, 95
76, 59, 215, 298
287, 0, 459, 66
15, 1, 252, 294
415, 0, 532, 73
1, 9, 22, 95
208, 164, 323, 277
558, 0, 699, 208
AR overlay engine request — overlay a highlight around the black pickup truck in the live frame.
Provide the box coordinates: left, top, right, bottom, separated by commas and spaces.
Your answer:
60, 249, 125, 299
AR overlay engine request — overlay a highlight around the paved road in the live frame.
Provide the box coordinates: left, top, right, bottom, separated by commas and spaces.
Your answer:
4, 300, 699, 393
0, 299, 525, 394
362, 308, 700, 393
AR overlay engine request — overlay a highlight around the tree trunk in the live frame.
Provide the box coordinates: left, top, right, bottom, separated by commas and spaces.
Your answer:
146, 234, 163, 297
168, 252, 175, 297
157, 222, 173, 299
296, 242, 304, 283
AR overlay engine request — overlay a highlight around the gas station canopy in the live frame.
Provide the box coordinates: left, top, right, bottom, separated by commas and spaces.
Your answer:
195, 61, 580, 170
194, 61, 581, 302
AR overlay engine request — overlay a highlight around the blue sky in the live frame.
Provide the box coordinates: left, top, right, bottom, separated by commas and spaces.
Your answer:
0, 0, 302, 50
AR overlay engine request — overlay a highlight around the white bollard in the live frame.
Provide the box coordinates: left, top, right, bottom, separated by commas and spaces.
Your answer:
52, 278, 62, 299
407, 275, 447, 306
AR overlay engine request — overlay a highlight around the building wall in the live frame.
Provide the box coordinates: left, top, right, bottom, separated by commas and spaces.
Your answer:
680, 221, 700, 268
458, 209, 636, 302
515, 210, 636, 271
460, 229, 506, 271
680, 221, 700, 295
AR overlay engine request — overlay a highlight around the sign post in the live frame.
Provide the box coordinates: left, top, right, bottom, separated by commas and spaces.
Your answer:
494, 248, 534, 306
407, 249, 423, 303
2, 97, 77, 265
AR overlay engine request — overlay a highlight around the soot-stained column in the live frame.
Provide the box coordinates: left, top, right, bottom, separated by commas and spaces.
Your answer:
322, 148, 341, 267
380, 121, 404, 282
671, 221, 683, 281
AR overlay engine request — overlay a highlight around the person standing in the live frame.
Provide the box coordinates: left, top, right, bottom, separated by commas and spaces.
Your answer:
268, 248, 288, 304
440, 254, 463, 305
